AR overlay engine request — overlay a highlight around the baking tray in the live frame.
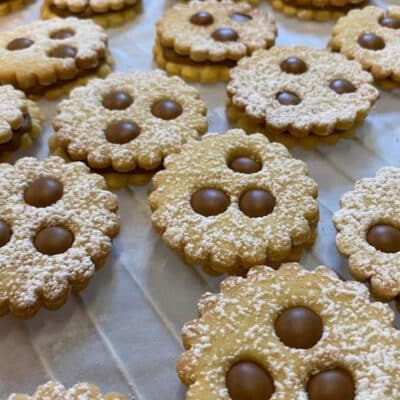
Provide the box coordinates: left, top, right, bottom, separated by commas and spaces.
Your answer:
0, 0, 399, 398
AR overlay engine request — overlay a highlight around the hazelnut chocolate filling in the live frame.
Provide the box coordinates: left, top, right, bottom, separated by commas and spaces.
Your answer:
0, 113, 32, 153
49, 1, 136, 17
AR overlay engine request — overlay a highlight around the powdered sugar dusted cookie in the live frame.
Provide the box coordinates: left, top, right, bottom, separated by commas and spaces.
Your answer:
178, 263, 400, 399
154, 0, 276, 83
8, 382, 127, 400
0, 18, 112, 99
333, 167, 400, 301
227, 46, 379, 141
149, 130, 318, 275
0, 85, 42, 159
51, 70, 207, 189
0, 156, 119, 318
330, 6, 400, 88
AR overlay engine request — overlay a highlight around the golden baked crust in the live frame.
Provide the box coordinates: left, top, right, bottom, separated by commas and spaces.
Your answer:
8, 382, 127, 400
156, 0, 276, 62
178, 263, 400, 399
53, 70, 207, 173
0, 0, 31, 16
149, 129, 318, 275
0, 18, 108, 91
0, 156, 119, 318
333, 167, 400, 301
50, 0, 137, 14
227, 46, 379, 137
329, 6, 400, 82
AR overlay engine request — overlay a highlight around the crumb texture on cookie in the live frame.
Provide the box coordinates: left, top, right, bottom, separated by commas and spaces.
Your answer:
51, 0, 137, 14
227, 46, 379, 137
0, 17, 108, 90
334, 167, 400, 300
149, 129, 318, 275
0, 156, 119, 318
178, 263, 400, 399
53, 70, 207, 172
330, 6, 400, 82
7, 381, 128, 400
156, 0, 276, 62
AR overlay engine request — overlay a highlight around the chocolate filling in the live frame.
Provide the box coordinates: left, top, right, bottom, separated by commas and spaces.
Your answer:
161, 44, 237, 67
0, 113, 32, 153
49, 2, 135, 17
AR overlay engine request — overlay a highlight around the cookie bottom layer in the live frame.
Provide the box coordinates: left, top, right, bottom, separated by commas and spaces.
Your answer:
41, 0, 142, 28
227, 102, 359, 149
0, 101, 42, 162
0, 0, 31, 15
153, 40, 230, 83
48, 136, 157, 189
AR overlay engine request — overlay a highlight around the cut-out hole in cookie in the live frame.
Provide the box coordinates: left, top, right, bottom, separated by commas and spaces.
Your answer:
239, 189, 275, 218
105, 121, 141, 144
7, 38, 34, 51
34, 226, 74, 255
190, 11, 214, 26
24, 177, 64, 208
228, 155, 261, 174
367, 224, 400, 253
307, 368, 355, 400
358, 33, 385, 50
0, 220, 11, 247
151, 99, 183, 120
191, 188, 230, 216
329, 79, 356, 94
211, 28, 239, 42
48, 45, 77, 59
274, 306, 323, 349
280, 57, 307, 74
379, 15, 400, 29
226, 361, 275, 400
276, 91, 301, 106
102, 91, 133, 110
230, 12, 252, 22
50, 29, 75, 40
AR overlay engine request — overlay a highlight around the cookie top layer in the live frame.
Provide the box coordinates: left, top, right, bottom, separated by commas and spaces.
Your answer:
0, 156, 119, 318
0, 85, 30, 144
156, 0, 276, 62
53, 70, 207, 172
50, 0, 136, 14
334, 167, 400, 301
8, 382, 127, 400
227, 46, 379, 137
178, 263, 400, 399
0, 18, 108, 89
330, 6, 400, 81
149, 129, 318, 273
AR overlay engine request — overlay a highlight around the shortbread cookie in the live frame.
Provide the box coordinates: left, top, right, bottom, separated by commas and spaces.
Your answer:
0, 0, 31, 16
149, 130, 318, 275
333, 167, 400, 301
0, 18, 112, 99
0, 85, 43, 160
227, 46, 379, 140
41, 0, 142, 29
8, 382, 127, 400
330, 6, 400, 87
51, 70, 207, 189
0, 156, 119, 318
154, 0, 276, 83
178, 263, 400, 399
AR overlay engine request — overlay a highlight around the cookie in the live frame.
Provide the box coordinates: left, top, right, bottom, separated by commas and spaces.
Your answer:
8, 382, 127, 400
154, 0, 277, 83
268, 0, 364, 22
41, 0, 142, 29
330, 6, 400, 88
333, 167, 400, 301
149, 129, 318, 275
0, 0, 31, 16
178, 262, 400, 399
0, 85, 42, 160
0, 18, 112, 99
227, 46, 379, 144
50, 70, 207, 189
0, 156, 119, 318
